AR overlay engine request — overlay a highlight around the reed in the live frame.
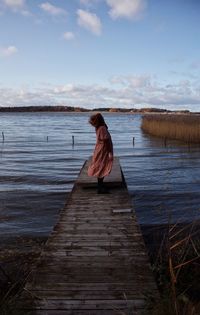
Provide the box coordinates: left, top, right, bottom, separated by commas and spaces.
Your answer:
141, 114, 200, 143
148, 221, 200, 315
0, 242, 43, 315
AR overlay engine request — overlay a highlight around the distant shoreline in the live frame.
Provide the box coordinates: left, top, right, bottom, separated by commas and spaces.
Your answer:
0, 105, 196, 114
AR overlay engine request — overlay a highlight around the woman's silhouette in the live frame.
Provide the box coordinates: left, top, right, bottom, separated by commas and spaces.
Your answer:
88, 113, 113, 194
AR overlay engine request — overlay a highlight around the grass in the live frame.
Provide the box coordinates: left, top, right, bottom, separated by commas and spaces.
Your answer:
146, 221, 200, 315
0, 239, 44, 315
141, 114, 200, 143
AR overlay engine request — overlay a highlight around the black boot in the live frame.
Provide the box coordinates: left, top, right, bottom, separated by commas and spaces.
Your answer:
97, 177, 109, 194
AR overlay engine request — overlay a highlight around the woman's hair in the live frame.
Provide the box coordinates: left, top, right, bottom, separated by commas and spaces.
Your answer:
89, 113, 107, 129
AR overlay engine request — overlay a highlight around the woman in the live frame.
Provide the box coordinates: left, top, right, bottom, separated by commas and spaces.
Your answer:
88, 113, 113, 194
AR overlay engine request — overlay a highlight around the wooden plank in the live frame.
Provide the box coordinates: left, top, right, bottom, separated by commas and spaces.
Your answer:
26, 310, 140, 315
23, 298, 146, 310
31, 255, 149, 268
50, 231, 138, 237
112, 208, 132, 214
45, 240, 143, 247
23, 281, 153, 292
35, 261, 150, 269
25, 290, 147, 299
36, 255, 150, 264
56, 218, 135, 223
32, 264, 150, 275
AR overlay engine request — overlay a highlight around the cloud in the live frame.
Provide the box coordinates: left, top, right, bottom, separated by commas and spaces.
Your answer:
0, 45, 18, 57
77, 9, 102, 35
1, 76, 200, 111
39, 2, 67, 16
80, 0, 100, 6
106, 0, 147, 20
110, 75, 151, 88
2, 0, 25, 9
80, 0, 95, 4
169, 70, 199, 80
1, 0, 31, 15
63, 31, 75, 40
189, 60, 200, 70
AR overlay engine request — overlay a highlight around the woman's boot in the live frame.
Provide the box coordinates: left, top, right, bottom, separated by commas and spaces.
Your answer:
97, 177, 109, 194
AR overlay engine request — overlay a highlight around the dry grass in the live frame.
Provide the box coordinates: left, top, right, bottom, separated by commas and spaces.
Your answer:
148, 222, 200, 315
0, 239, 44, 315
141, 114, 200, 143
0, 253, 36, 315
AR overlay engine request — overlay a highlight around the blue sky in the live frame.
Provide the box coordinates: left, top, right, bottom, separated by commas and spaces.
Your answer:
0, 0, 200, 111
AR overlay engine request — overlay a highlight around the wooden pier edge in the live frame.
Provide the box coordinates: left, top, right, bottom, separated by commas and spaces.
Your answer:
18, 157, 159, 315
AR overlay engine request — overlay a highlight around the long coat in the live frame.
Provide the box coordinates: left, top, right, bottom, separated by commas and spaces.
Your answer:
88, 125, 113, 178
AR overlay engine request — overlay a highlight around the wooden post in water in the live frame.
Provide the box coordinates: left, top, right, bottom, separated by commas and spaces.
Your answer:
2, 132, 4, 142
46, 136, 48, 142
72, 135, 75, 146
132, 137, 135, 146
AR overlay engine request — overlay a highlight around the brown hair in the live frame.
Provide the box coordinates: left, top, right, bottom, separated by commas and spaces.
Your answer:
89, 113, 107, 129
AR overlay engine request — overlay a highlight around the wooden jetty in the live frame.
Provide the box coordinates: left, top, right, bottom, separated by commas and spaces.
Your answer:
20, 158, 158, 315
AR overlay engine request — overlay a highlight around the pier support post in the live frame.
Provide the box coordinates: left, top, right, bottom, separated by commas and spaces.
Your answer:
2, 132, 4, 142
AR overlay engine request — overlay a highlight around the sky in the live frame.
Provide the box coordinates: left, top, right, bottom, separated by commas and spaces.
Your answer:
0, 0, 200, 111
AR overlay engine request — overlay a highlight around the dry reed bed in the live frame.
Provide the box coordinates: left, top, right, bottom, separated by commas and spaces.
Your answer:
141, 114, 200, 143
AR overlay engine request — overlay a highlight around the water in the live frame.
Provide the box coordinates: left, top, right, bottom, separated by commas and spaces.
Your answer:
0, 112, 200, 241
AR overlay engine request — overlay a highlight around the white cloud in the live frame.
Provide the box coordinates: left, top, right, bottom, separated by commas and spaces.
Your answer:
54, 84, 74, 93
77, 9, 102, 35
1, 0, 31, 14
21, 9, 31, 16
63, 31, 75, 40
106, 0, 147, 20
80, 0, 100, 6
2, 0, 25, 8
110, 75, 151, 88
190, 60, 200, 69
39, 2, 67, 16
80, 0, 93, 4
1, 76, 200, 111
0, 45, 18, 57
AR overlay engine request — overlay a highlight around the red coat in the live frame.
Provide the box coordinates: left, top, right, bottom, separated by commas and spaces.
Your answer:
88, 125, 113, 178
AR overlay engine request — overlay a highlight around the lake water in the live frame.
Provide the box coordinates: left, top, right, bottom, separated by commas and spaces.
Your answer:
0, 112, 200, 242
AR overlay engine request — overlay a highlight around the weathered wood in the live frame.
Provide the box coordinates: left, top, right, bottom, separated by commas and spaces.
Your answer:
19, 158, 158, 314
27, 283, 154, 291
76, 157, 123, 187
23, 298, 146, 310
25, 312, 138, 315
26, 291, 150, 299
